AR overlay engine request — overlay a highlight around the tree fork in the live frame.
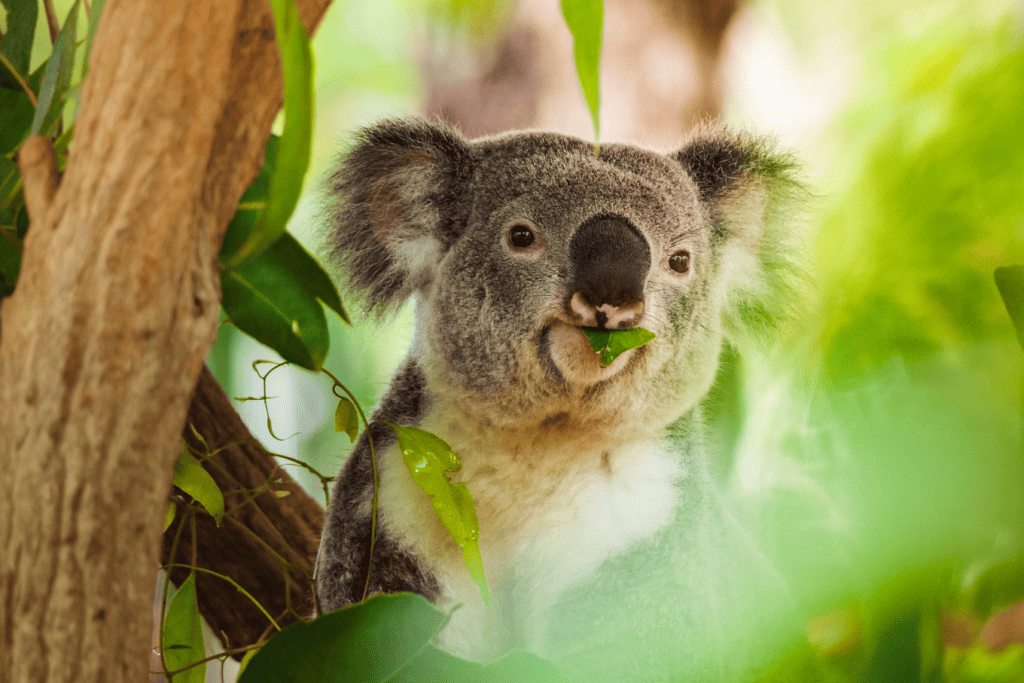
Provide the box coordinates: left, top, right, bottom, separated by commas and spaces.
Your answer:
0, 1, 331, 681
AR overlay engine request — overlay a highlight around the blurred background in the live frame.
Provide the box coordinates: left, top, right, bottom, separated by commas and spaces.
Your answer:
146, 0, 1024, 677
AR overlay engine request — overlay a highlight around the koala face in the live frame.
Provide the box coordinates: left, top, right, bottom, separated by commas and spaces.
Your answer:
325, 118, 798, 428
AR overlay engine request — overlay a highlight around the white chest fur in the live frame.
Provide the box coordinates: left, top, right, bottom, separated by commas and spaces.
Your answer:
376, 420, 684, 662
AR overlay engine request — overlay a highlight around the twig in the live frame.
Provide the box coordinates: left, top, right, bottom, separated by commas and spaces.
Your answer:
43, 0, 60, 44
0, 53, 38, 107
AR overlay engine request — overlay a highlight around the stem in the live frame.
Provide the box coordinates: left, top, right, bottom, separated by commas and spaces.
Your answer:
163, 564, 282, 632
43, 0, 60, 44
156, 642, 265, 677
319, 367, 379, 602
0, 53, 38, 107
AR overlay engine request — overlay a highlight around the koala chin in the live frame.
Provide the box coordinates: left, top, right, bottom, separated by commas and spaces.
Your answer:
315, 117, 815, 681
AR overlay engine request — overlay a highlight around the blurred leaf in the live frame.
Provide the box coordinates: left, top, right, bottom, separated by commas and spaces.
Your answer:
0, 0, 38, 80
583, 327, 655, 367
228, 0, 312, 267
0, 61, 45, 155
995, 266, 1024, 350
237, 647, 259, 679
866, 611, 922, 683
264, 231, 348, 323
164, 500, 176, 532
384, 423, 489, 605
388, 646, 567, 683
237, 593, 448, 683
560, 0, 602, 146
221, 251, 329, 371
30, 1, 79, 137
162, 574, 206, 683
81, 0, 105, 80
970, 554, 1024, 619
334, 397, 359, 442
220, 135, 279, 263
173, 441, 224, 525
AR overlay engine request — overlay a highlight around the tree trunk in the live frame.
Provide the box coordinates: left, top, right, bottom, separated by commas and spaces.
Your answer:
164, 365, 324, 656
0, 1, 331, 681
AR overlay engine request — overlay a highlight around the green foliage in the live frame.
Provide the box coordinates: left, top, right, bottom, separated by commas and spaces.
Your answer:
227, 0, 314, 267
582, 327, 656, 367
994, 266, 1024, 349
172, 441, 225, 525
383, 422, 489, 605
0, 0, 37, 79
220, 136, 347, 371
560, 0, 602, 147
237, 593, 449, 683
162, 574, 206, 683
30, 0, 77, 136
334, 396, 360, 442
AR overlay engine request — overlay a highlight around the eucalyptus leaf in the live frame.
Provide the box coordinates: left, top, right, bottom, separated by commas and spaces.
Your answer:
164, 500, 176, 532
220, 135, 279, 263
0, 61, 46, 155
387, 646, 568, 683
80, 0, 106, 80
237, 593, 449, 683
228, 0, 313, 267
162, 574, 206, 683
0, 0, 38, 80
265, 232, 348, 323
583, 327, 655, 367
30, 0, 80, 137
560, 0, 603, 147
220, 246, 330, 371
383, 423, 489, 604
172, 441, 225, 525
334, 397, 360, 443
995, 266, 1024, 350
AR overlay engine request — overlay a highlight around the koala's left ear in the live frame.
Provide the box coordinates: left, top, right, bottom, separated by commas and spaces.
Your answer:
673, 128, 804, 350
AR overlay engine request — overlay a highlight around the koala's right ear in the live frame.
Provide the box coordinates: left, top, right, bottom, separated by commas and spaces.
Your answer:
323, 117, 472, 314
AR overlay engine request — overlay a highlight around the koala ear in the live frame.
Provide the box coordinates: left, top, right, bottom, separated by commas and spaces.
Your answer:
674, 127, 804, 350
323, 117, 473, 315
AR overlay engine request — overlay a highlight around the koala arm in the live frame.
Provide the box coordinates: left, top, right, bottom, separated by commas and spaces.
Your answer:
315, 358, 441, 613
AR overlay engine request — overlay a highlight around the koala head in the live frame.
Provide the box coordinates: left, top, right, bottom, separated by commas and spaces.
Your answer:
324, 118, 800, 431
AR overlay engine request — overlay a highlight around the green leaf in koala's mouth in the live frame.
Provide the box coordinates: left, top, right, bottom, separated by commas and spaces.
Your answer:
583, 327, 656, 367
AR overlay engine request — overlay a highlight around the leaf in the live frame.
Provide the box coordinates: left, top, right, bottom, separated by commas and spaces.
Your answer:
220, 248, 329, 371
387, 646, 568, 683
334, 397, 360, 443
383, 423, 489, 605
162, 574, 206, 683
560, 0, 603, 148
0, 0, 38, 79
173, 441, 225, 525
265, 231, 349, 323
227, 0, 313, 267
0, 60, 46, 156
995, 266, 1024, 350
30, 0, 80, 137
80, 0, 105, 81
237, 593, 449, 683
220, 135, 280, 263
582, 327, 655, 367
164, 500, 176, 532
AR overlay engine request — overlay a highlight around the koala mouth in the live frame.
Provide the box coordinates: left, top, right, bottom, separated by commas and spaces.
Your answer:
538, 320, 640, 386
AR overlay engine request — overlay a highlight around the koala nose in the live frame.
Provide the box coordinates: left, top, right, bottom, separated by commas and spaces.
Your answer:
568, 215, 650, 329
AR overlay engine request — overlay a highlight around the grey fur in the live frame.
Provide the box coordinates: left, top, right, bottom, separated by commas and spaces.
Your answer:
316, 117, 812, 681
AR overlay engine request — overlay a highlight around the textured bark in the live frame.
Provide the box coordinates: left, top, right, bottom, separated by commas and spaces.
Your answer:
0, 1, 331, 682
163, 365, 324, 656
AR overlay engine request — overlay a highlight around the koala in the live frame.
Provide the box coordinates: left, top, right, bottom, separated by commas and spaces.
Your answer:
315, 117, 814, 682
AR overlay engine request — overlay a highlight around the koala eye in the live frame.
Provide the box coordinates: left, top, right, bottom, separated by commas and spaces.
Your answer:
509, 224, 536, 249
669, 251, 691, 274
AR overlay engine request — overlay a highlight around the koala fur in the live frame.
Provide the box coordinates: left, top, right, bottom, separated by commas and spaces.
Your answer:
315, 117, 812, 681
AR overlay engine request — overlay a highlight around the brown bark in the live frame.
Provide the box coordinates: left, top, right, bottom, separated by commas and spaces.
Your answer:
0, 1, 331, 682
163, 365, 324, 656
